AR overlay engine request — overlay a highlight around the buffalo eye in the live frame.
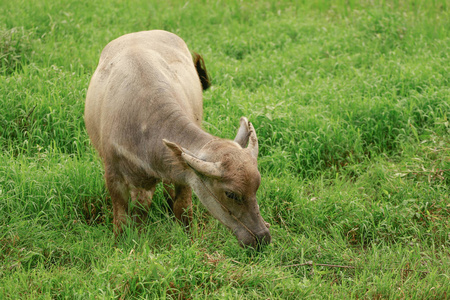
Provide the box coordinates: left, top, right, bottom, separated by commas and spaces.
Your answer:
225, 191, 243, 204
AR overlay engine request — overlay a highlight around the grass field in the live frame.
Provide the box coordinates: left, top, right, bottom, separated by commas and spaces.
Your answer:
1, 0, 449, 298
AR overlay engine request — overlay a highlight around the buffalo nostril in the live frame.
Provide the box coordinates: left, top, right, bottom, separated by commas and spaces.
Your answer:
235, 226, 271, 250
254, 230, 271, 250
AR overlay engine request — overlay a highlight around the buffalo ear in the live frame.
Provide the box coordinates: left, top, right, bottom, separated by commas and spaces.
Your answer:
233, 117, 259, 158
163, 139, 222, 178
247, 122, 259, 158
163, 139, 184, 157
234, 117, 250, 148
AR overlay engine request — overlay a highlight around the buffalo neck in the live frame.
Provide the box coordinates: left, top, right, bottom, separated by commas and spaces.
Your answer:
147, 111, 216, 183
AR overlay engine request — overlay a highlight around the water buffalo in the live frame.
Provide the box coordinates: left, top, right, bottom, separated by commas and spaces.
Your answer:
84, 30, 271, 248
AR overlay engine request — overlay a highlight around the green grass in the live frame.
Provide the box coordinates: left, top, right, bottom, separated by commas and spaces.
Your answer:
1, 0, 449, 298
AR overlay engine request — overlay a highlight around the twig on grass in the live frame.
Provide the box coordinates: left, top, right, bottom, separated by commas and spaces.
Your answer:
230, 259, 243, 265
284, 261, 355, 269
398, 169, 449, 174
283, 261, 430, 274
25, 104, 37, 120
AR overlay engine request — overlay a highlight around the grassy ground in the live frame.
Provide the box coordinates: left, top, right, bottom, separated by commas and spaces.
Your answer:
1, 0, 449, 298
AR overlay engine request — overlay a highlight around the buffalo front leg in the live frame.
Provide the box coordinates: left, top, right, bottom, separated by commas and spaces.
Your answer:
163, 182, 193, 228
173, 185, 193, 228
105, 171, 130, 236
130, 183, 157, 225
164, 183, 193, 228
162, 181, 176, 213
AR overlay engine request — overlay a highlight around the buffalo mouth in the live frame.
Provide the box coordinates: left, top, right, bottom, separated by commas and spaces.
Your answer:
234, 226, 271, 250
